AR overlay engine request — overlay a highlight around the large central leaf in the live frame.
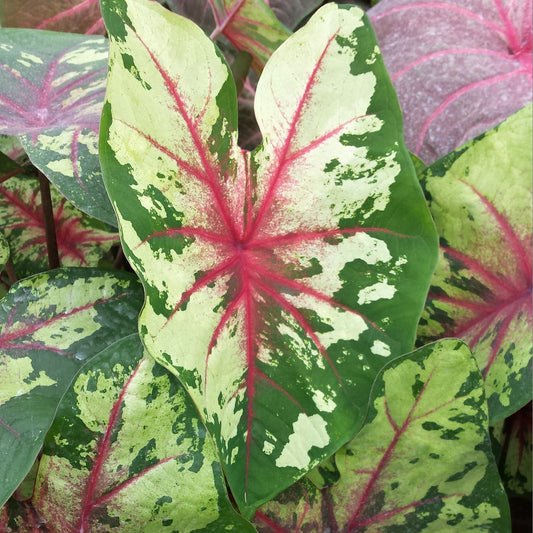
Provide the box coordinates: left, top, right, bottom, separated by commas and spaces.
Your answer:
100, 0, 438, 514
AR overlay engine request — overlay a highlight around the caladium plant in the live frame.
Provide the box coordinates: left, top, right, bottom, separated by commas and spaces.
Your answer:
100, 0, 438, 514
0, 0, 530, 529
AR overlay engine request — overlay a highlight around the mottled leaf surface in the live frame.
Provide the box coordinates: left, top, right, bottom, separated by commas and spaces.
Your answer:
0, 500, 43, 533
0, 159, 118, 277
368, 0, 533, 164
255, 340, 511, 532
32, 335, 255, 532
0, 269, 143, 507
100, 0, 437, 513
0, 0, 104, 34
418, 104, 532, 421
0, 134, 24, 160
0, 28, 115, 225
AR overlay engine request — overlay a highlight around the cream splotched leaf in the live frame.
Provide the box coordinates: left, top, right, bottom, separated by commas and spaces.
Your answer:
0, 268, 143, 508
255, 340, 511, 532
0, 158, 118, 278
0, 28, 114, 225
100, 0, 438, 514
33, 335, 255, 532
418, 104, 532, 421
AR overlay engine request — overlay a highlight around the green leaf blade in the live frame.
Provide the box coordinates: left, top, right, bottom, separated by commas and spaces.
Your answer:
418, 104, 533, 421
0, 28, 115, 225
256, 340, 511, 532
100, 0, 438, 514
33, 335, 255, 532
0, 268, 143, 507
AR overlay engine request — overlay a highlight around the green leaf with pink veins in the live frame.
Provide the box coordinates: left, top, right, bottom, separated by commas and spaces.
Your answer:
0, 268, 143, 508
32, 335, 256, 532
0, 232, 7, 272
100, 0, 438, 515
255, 340, 511, 532
0, 29, 115, 225
418, 104, 532, 421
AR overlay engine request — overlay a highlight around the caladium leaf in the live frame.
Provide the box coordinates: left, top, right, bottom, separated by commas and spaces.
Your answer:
209, 0, 291, 73
0, 134, 24, 161
165, 0, 290, 74
0, 268, 143, 507
0, 28, 115, 225
368, 0, 533, 164
0, 0, 104, 35
32, 335, 256, 532
1, 500, 43, 532
255, 340, 511, 532
0, 162, 118, 278
418, 104, 532, 421
100, 0, 438, 514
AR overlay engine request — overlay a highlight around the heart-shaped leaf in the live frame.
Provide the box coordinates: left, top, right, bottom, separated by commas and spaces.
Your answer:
31, 335, 256, 532
0, 159, 118, 278
0, 268, 143, 507
417, 104, 532, 421
0, 28, 115, 225
255, 340, 511, 532
368, 0, 533, 164
0, 0, 104, 34
100, 0, 438, 513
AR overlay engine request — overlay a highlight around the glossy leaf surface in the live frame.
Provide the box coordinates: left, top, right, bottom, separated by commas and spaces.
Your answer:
0, 159, 118, 278
100, 0, 437, 513
368, 0, 533, 163
255, 340, 511, 532
0, 269, 143, 507
0, 28, 115, 225
33, 335, 255, 532
0, 0, 104, 34
418, 104, 532, 421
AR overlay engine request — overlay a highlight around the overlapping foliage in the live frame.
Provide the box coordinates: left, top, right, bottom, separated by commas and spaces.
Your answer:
0, 0, 530, 530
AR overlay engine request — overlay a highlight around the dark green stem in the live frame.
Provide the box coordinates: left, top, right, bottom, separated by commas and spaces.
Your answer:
38, 172, 60, 270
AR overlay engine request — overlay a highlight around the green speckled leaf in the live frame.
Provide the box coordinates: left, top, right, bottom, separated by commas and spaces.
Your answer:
0, 159, 118, 278
0, 232, 8, 272
33, 335, 255, 532
0, 134, 24, 160
418, 104, 532, 421
255, 340, 511, 532
0, 28, 115, 225
100, 0, 437, 514
0, 268, 143, 507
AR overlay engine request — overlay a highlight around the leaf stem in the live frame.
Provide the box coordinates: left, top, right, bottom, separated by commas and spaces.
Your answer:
38, 172, 60, 269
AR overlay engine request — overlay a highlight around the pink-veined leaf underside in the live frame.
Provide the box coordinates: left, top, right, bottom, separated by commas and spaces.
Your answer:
99, 0, 438, 514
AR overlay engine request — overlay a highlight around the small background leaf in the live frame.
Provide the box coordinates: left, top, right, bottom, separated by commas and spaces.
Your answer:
368, 0, 533, 164
32, 335, 255, 532
0, 0, 104, 34
0, 28, 115, 225
0, 268, 143, 507
0, 160, 118, 278
418, 104, 532, 421
255, 340, 511, 532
